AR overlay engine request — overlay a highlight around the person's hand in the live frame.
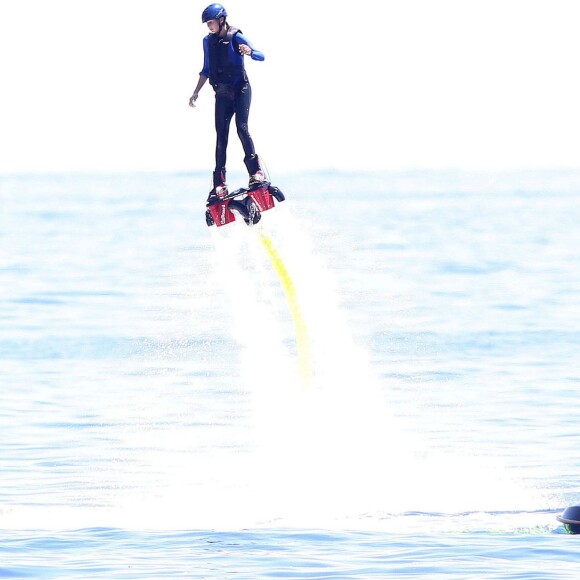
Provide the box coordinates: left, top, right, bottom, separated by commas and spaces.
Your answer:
238, 44, 252, 56
189, 93, 199, 107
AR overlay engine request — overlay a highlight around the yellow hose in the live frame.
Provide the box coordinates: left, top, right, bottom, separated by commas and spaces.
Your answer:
259, 231, 312, 388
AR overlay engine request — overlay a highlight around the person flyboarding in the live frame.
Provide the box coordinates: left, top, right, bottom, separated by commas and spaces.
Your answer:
189, 3, 266, 202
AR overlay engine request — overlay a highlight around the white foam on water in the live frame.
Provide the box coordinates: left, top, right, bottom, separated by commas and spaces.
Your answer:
186, 206, 546, 529
0, 204, 546, 533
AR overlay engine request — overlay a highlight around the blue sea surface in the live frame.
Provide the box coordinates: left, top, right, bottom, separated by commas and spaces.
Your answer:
1, 171, 580, 578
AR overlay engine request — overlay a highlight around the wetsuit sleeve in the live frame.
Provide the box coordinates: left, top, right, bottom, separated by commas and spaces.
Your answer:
200, 36, 210, 77
235, 32, 265, 61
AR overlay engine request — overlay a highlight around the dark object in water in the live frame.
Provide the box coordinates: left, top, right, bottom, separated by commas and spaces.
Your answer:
557, 506, 580, 534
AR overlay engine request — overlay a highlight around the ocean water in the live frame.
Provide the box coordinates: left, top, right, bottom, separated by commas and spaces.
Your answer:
1, 170, 579, 578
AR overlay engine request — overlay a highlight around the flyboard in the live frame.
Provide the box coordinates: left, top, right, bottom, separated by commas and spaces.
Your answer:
205, 181, 285, 228
204, 181, 312, 387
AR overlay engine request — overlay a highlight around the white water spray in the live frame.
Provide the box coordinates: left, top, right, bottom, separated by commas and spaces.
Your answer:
202, 206, 545, 530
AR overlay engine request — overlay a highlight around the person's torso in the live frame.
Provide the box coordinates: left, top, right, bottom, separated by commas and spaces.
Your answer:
208, 29, 246, 87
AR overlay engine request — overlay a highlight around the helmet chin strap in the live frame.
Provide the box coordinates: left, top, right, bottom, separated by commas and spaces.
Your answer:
218, 17, 226, 34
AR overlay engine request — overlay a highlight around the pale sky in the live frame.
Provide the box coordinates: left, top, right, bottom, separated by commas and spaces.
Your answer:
1, 0, 579, 175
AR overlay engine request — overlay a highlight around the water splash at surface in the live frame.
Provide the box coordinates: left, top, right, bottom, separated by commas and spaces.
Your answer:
193, 206, 547, 530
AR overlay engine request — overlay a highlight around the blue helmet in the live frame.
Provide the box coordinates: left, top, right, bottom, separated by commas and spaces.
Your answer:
202, 4, 227, 23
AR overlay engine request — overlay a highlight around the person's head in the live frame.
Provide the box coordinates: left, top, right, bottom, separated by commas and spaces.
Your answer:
202, 4, 227, 34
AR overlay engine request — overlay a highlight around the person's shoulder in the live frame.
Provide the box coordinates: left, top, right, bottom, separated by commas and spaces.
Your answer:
232, 30, 250, 47
203, 34, 217, 49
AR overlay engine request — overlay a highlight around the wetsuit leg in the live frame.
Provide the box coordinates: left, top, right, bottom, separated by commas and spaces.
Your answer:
234, 83, 260, 175
214, 89, 236, 187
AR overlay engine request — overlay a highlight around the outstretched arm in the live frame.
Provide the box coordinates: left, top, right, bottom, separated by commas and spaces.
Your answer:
189, 74, 208, 107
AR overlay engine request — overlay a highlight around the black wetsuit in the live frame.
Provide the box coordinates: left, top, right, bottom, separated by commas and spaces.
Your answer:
200, 28, 265, 187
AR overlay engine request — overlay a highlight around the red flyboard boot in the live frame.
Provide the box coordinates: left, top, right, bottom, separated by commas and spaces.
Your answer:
245, 155, 276, 212
207, 170, 235, 227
